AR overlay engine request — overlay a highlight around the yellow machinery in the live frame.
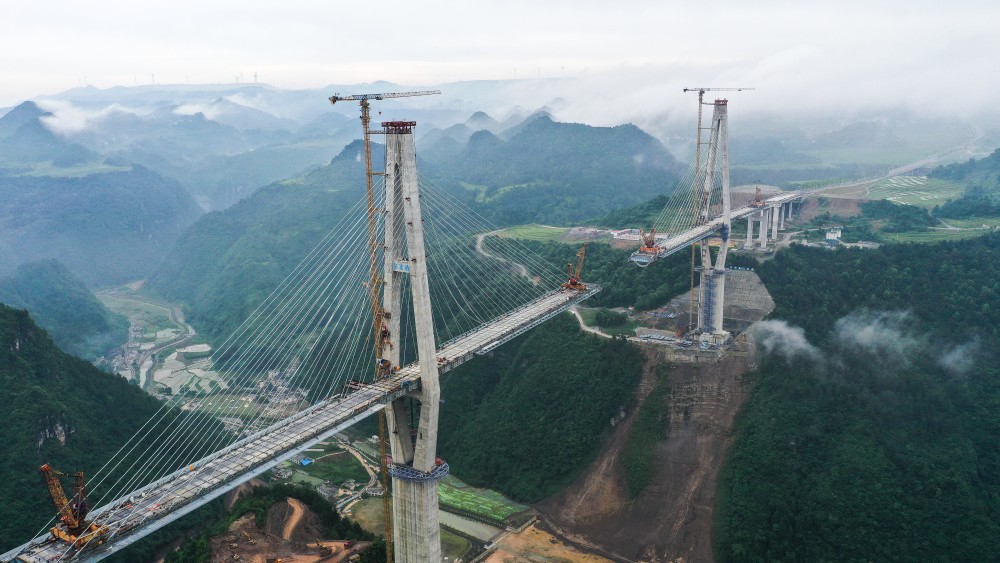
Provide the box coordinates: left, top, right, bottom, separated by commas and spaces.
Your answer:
562, 244, 588, 291
39, 463, 108, 549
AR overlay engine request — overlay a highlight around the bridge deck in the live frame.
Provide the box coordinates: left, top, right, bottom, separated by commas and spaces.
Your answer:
5, 285, 600, 563
638, 192, 805, 261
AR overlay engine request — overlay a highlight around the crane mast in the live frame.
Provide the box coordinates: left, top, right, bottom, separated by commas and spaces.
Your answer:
329, 89, 440, 563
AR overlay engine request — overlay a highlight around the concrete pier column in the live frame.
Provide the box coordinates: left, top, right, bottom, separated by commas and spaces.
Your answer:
771, 205, 779, 240
779, 203, 785, 230
757, 209, 767, 249
745, 215, 754, 248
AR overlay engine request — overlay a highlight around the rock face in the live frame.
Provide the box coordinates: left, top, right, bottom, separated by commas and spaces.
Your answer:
37, 414, 74, 449
539, 352, 754, 562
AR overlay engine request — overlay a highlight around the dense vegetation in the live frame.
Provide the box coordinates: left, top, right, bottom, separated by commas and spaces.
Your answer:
714, 235, 1000, 561
934, 186, 1000, 219
438, 314, 643, 502
0, 102, 96, 169
0, 305, 162, 552
801, 198, 935, 243
590, 194, 669, 229
0, 166, 201, 286
0, 260, 127, 358
491, 240, 693, 310
928, 148, 1000, 218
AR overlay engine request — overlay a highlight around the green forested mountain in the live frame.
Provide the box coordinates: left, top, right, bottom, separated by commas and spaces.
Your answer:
147, 140, 374, 340
0, 260, 127, 359
931, 147, 1000, 218
589, 194, 670, 229
0, 165, 202, 286
438, 313, 643, 502
0, 102, 203, 286
150, 115, 682, 341
714, 235, 1000, 561
0, 304, 163, 552
0, 102, 96, 169
422, 116, 681, 224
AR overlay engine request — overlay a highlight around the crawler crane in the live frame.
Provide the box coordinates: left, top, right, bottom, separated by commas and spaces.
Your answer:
39, 463, 108, 549
562, 244, 588, 291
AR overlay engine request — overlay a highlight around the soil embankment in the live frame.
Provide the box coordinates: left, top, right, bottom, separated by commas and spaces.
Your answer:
540, 271, 774, 561
539, 352, 754, 561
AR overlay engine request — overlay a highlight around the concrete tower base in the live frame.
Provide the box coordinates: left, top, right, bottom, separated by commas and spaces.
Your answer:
391, 477, 443, 562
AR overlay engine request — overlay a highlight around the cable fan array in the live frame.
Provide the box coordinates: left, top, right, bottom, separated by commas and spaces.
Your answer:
643, 111, 764, 241
20, 171, 573, 560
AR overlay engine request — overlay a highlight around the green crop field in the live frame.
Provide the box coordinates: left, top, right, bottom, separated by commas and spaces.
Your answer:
499, 224, 568, 242
822, 176, 963, 208
883, 228, 991, 243
438, 476, 529, 524
196, 394, 262, 418
941, 217, 1000, 229
298, 450, 370, 486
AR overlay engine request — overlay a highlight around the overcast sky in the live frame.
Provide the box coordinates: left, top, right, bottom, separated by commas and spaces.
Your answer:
2, 0, 997, 116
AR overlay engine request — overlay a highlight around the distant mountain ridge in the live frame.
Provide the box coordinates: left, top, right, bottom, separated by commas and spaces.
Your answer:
422, 115, 681, 224
0, 260, 127, 359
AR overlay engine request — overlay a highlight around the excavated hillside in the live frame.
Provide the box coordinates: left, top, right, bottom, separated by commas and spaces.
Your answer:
538, 271, 773, 562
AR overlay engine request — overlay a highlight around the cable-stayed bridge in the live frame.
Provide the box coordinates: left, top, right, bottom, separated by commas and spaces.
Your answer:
6, 93, 808, 563
5, 288, 597, 562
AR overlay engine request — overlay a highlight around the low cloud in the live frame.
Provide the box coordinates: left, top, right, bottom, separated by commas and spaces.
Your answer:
36, 99, 144, 135
755, 310, 980, 379
937, 338, 980, 378
752, 319, 821, 363
832, 310, 922, 367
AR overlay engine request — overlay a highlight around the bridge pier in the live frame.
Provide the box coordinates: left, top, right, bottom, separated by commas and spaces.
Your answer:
770, 205, 779, 240
745, 215, 754, 249
757, 209, 767, 249
779, 203, 785, 230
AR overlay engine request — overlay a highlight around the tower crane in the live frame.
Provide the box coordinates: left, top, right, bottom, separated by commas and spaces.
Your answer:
330, 88, 440, 563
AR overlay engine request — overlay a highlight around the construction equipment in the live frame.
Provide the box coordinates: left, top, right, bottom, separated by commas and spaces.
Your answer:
331, 89, 440, 563
749, 186, 766, 208
241, 530, 257, 545
315, 537, 333, 556
39, 464, 108, 549
562, 244, 588, 291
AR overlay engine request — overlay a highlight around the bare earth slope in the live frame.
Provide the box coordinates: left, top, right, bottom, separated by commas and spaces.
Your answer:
539, 353, 753, 562
539, 272, 774, 562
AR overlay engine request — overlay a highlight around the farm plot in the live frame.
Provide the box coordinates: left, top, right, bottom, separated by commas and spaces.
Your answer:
438, 475, 529, 525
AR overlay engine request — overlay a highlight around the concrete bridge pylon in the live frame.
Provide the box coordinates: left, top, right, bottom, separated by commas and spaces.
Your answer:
694, 99, 732, 343
381, 122, 447, 562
